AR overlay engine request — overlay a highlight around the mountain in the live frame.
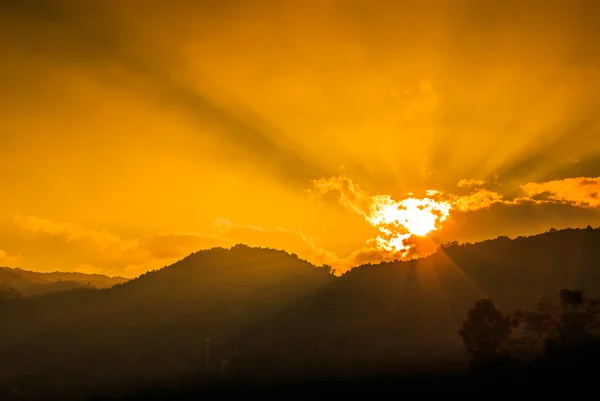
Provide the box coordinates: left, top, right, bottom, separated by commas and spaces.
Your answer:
0, 284, 23, 301
1, 229, 600, 398
0, 266, 128, 297
0, 244, 334, 399
241, 226, 600, 380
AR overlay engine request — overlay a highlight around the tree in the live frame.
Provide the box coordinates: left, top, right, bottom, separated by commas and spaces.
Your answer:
459, 299, 513, 362
512, 290, 600, 356
559, 288, 584, 313
513, 297, 559, 343
556, 290, 600, 348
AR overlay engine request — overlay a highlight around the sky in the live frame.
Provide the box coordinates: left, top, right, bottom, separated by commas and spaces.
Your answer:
1, 0, 600, 277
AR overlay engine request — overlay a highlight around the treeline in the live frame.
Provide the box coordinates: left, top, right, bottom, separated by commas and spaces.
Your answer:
460, 288, 600, 391
1, 229, 600, 398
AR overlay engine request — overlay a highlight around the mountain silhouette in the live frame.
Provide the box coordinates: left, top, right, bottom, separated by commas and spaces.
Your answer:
1, 229, 600, 399
0, 284, 23, 301
241, 227, 600, 381
0, 244, 334, 399
0, 266, 128, 297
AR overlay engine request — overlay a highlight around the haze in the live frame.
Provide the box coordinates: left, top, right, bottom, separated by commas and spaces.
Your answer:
2, 0, 600, 277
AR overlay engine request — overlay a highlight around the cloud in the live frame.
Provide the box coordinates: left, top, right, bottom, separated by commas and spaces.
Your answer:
309, 175, 453, 257
311, 175, 508, 224
213, 218, 339, 269
521, 177, 600, 208
215, 218, 402, 274
17, 215, 122, 250
310, 176, 373, 217
0, 249, 24, 267
344, 245, 401, 266
17, 175, 590, 277
457, 178, 485, 188
13, 215, 340, 276
341, 233, 441, 267
450, 189, 505, 211
9, 173, 600, 277
438, 199, 600, 245
3, 1, 600, 279
15, 215, 225, 276
309, 175, 600, 266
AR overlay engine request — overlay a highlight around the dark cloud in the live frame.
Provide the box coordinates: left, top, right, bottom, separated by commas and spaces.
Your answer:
439, 200, 600, 245
579, 178, 599, 186
529, 191, 554, 201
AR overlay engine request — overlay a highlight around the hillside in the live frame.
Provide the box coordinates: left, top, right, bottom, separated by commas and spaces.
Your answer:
0, 229, 600, 398
240, 226, 600, 379
0, 284, 23, 301
0, 245, 334, 399
0, 266, 128, 297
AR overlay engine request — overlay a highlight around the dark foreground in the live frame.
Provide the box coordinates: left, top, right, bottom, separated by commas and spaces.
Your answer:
3, 231, 600, 400
6, 358, 592, 401
101, 368, 600, 400
89, 376, 599, 400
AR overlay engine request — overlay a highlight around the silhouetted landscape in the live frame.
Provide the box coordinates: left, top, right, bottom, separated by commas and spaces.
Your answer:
1, 227, 600, 399
3, 1, 600, 399
0, 267, 127, 299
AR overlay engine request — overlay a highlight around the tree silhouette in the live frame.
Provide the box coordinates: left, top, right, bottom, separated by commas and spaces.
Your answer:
555, 290, 600, 349
459, 299, 512, 362
511, 289, 600, 360
559, 288, 584, 313
513, 297, 559, 343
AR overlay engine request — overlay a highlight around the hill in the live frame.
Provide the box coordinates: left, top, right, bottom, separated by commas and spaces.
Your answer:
1, 229, 600, 398
0, 245, 334, 399
0, 266, 128, 297
0, 284, 23, 301
240, 226, 600, 381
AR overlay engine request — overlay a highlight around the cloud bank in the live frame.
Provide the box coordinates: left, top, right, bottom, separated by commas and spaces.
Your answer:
4, 175, 600, 277
10, 215, 335, 277
308, 175, 600, 268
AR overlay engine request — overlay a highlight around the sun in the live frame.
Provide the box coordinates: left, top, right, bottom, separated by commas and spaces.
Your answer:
366, 194, 452, 251
310, 176, 454, 255
396, 199, 441, 236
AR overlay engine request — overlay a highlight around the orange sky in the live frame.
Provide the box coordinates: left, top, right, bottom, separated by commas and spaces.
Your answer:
1, 0, 600, 276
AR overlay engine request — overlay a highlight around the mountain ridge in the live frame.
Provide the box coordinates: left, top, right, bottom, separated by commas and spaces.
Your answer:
0, 266, 129, 297
1, 227, 600, 398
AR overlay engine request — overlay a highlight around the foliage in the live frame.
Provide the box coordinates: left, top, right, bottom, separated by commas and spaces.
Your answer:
559, 288, 584, 311
1, 228, 600, 398
459, 299, 513, 362
463, 289, 600, 392
513, 297, 559, 342
458, 289, 600, 365
514, 290, 600, 349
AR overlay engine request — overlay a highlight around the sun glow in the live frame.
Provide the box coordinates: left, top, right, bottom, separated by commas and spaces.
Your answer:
310, 176, 455, 256
367, 195, 452, 252
370, 197, 451, 236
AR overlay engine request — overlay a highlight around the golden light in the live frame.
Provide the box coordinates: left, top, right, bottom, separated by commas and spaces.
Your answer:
370, 197, 448, 236
367, 194, 452, 253
310, 176, 455, 256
